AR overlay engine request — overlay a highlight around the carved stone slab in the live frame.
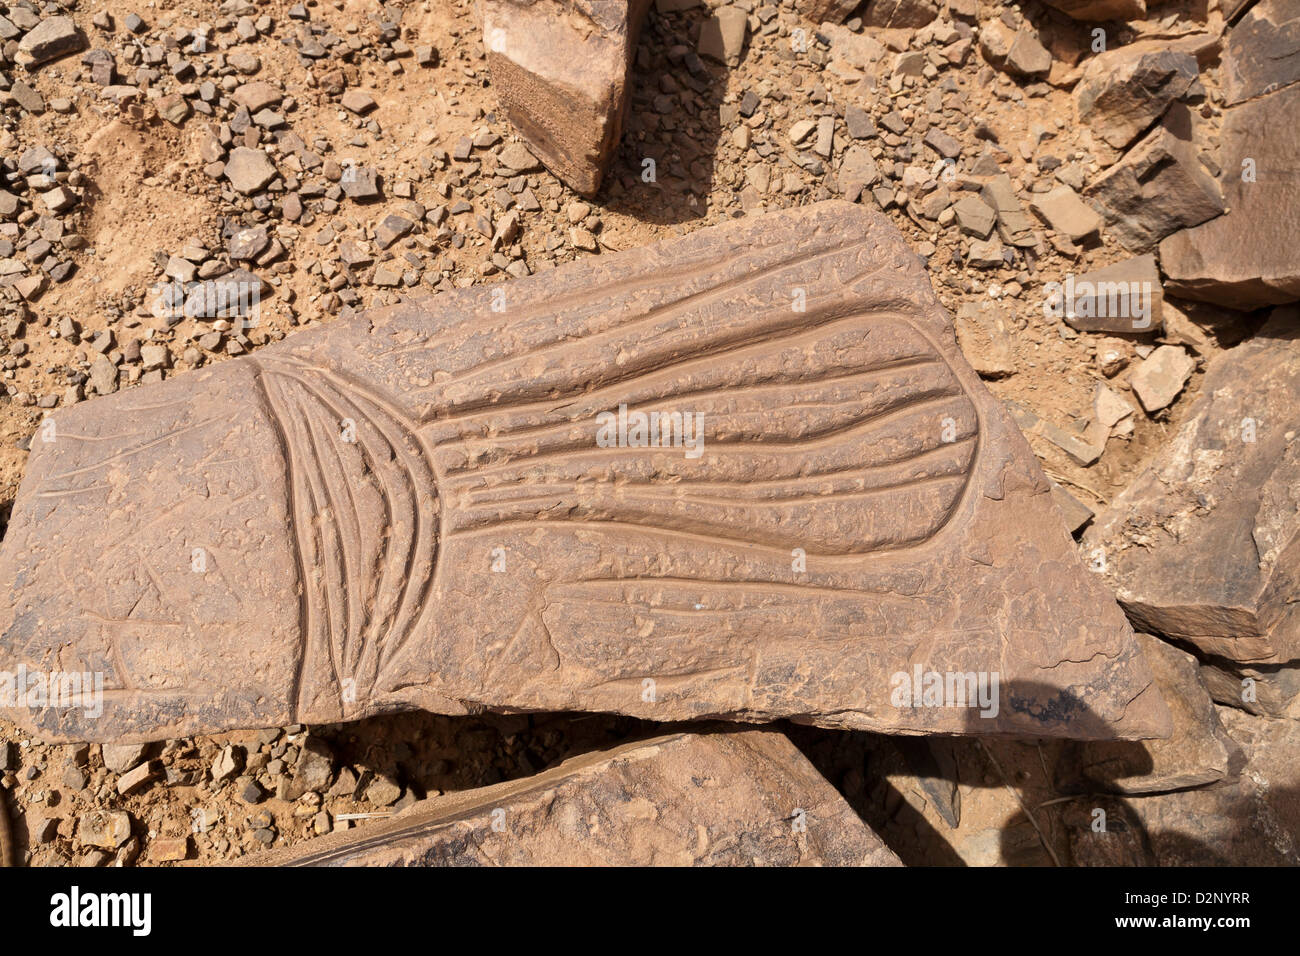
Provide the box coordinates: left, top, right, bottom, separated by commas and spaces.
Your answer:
0, 201, 1170, 743
481, 0, 651, 196
241, 729, 902, 867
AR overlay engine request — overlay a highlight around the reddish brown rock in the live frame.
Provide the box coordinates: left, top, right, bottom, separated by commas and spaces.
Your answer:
1073, 634, 1244, 794
1222, 0, 1300, 106
1084, 313, 1300, 669
242, 729, 902, 867
1086, 106, 1226, 254
0, 202, 1169, 744
481, 0, 651, 197
1121, 775, 1299, 866
1039, 0, 1144, 20
861, 0, 939, 28
1075, 42, 1199, 152
794, 0, 859, 24
1158, 85, 1300, 309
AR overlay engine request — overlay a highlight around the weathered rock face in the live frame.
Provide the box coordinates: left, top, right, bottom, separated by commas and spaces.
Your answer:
1086, 107, 1225, 254
1072, 634, 1244, 794
242, 729, 902, 866
1222, 0, 1300, 106
861, 0, 939, 29
1084, 312, 1300, 668
1159, 84, 1300, 309
0, 202, 1169, 744
1119, 775, 1300, 865
1217, 707, 1300, 837
15, 15, 86, 69
1071, 774, 1300, 866
1075, 43, 1199, 152
1055, 254, 1164, 335
1039, 0, 1145, 20
481, 0, 652, 197
794, 0, 860, 24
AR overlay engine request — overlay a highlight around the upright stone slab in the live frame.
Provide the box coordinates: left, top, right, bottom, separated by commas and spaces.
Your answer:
0, 202, 1170, 744
242, 729, 903, 867
481, 0, 652, 197
1159, 84, 1300, 309
1084, 312, 1300, 669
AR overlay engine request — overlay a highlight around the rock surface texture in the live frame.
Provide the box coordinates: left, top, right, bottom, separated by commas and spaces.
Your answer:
0, 202, 1169, 743
1084, 314, 1300, 671
243, 729, 903, 866
1159, 83, 1300, 308
481, 0, 652, 197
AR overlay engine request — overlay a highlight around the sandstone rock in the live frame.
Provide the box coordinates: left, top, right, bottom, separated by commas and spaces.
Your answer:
0, 202, 1169, 743
1084, 315, 1300, 668
1222, 0, 1300, 106
1129, 345, 1194, 414
340, 89, 377, 115
482, 0, 651, 196
232, 81, 282, 113
1051, 482, 1095, 535
101, 742, 148, 773
794, 0, 858, 23
1004, 27, 1052, 79
980, 174, 1035, 244
1054, 255, 1163, 334
698, 6, 748, 65
279, 736, 333, 800
223, 147, 277, 195
150, 837, 190, 862
1086, 107, 1226, 253
861, 0, 939, 29
954, 300, 1015, 378
16, 16, 86, 69
1029, 184, 1102, 242
1121, 775, 1299, 865
1217, 707, 1300, 835
1006, 401, 1103, 467
952, 195, 996, 239
1075, 43, 1199, 151
1073, 634, 1244, 794
1200, 659, 1300, 718
836, 145, 880, 193
1158, 85, 1300, 308
1039, 0, 1145, 19
243, 730, 901, 866
78, 810, 132, 849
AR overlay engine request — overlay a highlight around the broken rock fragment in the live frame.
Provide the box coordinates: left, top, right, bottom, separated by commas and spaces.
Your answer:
1039, 0, 1145, 19
1129, 345, 1194, 414
0, 202, 1169, 744
1158, 85, 1300, 309
1052, 254, 1163, 334
1086, 107, 1225, 254
1222, 0, 1300, 106
481, 0, 652, 196
16, 16, 86, 69
1084, 314, 1300, 669
1075, 42, 1199, 153
243, 730, 902, 867
1072, 634, 1245, 794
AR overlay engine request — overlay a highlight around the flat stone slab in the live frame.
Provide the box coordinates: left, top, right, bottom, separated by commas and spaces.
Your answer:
1085, 310, 1300, 668
241, 729, 902, 866
481, 0, 651, 196
0, 201, 1169, 743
